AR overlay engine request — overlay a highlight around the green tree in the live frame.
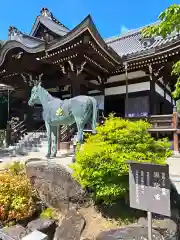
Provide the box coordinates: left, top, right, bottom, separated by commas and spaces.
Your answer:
142, 4, 180, 99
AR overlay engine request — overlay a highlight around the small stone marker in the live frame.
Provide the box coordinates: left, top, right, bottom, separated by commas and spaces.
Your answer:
22, 230, 48, 240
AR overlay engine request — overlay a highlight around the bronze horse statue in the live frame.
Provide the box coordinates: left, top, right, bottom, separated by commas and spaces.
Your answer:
28, 80, 98, 158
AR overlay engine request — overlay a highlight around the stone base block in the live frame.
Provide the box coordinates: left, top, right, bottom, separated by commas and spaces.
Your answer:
22, 230, 48, 240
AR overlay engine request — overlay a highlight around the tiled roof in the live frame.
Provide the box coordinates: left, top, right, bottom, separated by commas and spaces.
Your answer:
31, 8, 69, 37
0, 40, 6, 48
38, 16, 69, 36
105, 22, 180, 58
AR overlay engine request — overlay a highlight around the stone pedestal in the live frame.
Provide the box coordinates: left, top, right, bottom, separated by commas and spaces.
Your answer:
22, 230, 48, 240
58, 141, 71, 153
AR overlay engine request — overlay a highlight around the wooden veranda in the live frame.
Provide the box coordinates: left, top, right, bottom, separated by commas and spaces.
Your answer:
126, 110, 180, 153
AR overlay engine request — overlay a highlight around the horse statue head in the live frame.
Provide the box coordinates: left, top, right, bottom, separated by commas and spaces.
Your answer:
28, 74, 43, 106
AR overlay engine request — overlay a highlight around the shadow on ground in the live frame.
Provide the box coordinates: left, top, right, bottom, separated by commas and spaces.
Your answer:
0, 148, 28, 161
94, 181, 180, 228
95, 198, 146, 224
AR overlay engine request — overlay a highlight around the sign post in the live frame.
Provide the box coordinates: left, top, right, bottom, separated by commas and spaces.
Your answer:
148, 211, 152, 240
127, 161, 171, 240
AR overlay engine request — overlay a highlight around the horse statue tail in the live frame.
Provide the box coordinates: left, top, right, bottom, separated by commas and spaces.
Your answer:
90, 96, 98, 132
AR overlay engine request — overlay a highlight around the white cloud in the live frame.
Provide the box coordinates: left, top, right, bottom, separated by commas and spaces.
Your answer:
120, 25, 129, 34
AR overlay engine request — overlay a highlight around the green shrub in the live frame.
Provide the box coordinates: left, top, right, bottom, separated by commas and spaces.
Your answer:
40, 208, 55, 219
0, 162, 36, 223
71, 115, 172, 204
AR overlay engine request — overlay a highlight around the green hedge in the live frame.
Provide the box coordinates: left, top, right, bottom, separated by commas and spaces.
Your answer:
71, 115, 172, 204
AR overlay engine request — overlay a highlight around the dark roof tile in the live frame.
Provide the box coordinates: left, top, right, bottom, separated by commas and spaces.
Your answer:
105, 23, 180, 57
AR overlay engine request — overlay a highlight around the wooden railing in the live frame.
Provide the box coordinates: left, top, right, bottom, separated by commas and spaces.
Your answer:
127, 112, 180, 153
11, 121, 27, 144
6, 119, 27, 146
58, 124, 76, 142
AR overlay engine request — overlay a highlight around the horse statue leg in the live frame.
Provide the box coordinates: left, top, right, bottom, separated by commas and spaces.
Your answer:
51, 126, 57, 158
72, 123, 84, 163
45, 121, 51, 158
77, 127, 84, 144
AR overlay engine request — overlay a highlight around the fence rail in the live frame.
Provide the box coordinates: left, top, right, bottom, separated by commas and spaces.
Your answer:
127, 112, 180, 153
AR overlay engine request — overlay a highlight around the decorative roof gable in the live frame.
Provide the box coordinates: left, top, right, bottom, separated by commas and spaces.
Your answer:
7, 26, 44, 48
31, 8, 69, 39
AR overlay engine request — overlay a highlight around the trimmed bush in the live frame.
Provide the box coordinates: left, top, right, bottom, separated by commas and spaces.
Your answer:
71, 115, 172, 204
0, 162, 36, 223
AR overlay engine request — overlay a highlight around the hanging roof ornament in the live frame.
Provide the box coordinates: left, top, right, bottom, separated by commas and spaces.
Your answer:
40, 8, 52, 19
8, 26, 22, 37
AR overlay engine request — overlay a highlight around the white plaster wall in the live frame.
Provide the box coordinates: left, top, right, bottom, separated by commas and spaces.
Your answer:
105, 82, 150, 96
166, 94, 171, 103
93, 95, 104, 110
62, 94, 71, 98
90, 71, 147, 85
155, 83, 172, 103
155, 83, 164, 98
88, 90, 100, 94
47, 88, 58, 92
107, 71, 147, 83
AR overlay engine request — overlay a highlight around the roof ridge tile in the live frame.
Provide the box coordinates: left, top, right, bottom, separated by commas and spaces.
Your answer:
105, 21, 160, 43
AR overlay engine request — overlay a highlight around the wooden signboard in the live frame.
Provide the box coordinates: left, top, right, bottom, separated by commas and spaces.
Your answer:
128, 161, 170, 216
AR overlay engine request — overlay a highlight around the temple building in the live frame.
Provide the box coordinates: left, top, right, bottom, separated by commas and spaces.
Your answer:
0, 8, 179, 127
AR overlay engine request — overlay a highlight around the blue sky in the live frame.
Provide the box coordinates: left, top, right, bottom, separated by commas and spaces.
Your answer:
0, 0, 180, 40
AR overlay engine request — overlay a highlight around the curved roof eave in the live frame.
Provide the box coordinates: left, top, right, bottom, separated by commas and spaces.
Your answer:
0, 40, 45, 67
30, 16, 69, 37
47, 15, 122, 65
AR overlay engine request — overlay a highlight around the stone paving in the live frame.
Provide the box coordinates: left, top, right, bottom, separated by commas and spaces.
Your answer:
0, 149, 74, 171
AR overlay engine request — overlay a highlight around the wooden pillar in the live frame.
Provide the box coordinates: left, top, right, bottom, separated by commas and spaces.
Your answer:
101, 83, 105, 118
172, 107, 179, 154
149, 64, 156, 115
69, 73, 87, 97
65, 61, 87, 97
124, 62, 129, 117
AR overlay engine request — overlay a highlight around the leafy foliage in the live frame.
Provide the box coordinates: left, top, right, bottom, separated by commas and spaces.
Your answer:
0, 162, 36, 223
40, 208, 56, 220
172, 62, 180, 99
71, 115, 172, 204
142, 4, 180, 38
176, 100, 180, 113
142, 4, 180, 99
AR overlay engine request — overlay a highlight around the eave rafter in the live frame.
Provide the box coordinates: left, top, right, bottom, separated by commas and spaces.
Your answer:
39, 40, 83, 61
113, 47, 180, 75
88, 40, 115, 67
1, 72, 19, 80
49, 49, 110, 77
52, 54, 78, 65
83, 54, 109, 73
